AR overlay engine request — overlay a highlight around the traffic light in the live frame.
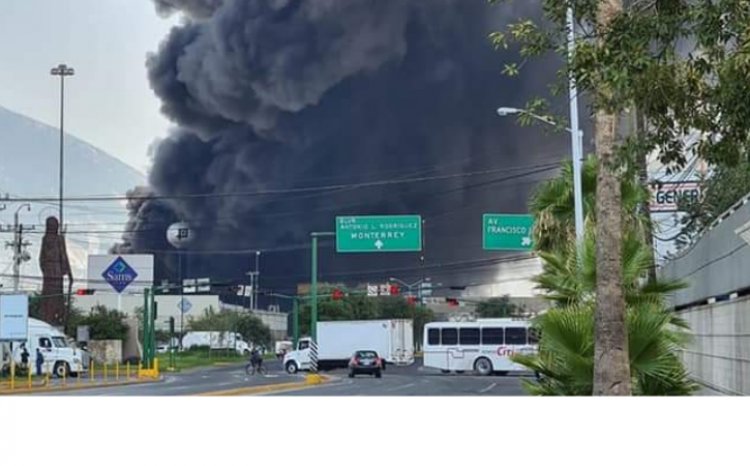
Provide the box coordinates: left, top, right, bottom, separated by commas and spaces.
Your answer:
75, 289, 94, 296
389, 284, 400, 296
332, 288, 344, 301
406, 296, 417, 306
169, 317, 175, 335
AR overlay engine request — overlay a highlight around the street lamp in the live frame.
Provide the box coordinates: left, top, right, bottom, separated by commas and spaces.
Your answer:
496, 106, 585, 242
50, 64, 75, 231
388, 277, 425, 303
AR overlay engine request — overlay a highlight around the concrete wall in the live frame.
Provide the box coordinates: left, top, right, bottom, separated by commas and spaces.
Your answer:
677, 297, 750, 395
660, 196, 750, 307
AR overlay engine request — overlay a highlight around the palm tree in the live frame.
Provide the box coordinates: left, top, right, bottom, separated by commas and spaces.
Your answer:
512, 303, 696, 396
512, 227, 696, 395
529, 157, 650, 254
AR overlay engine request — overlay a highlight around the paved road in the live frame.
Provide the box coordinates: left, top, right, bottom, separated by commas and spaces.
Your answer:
33, 360, 301, 396
270, 364, 528, 396
32, 359, 529, 396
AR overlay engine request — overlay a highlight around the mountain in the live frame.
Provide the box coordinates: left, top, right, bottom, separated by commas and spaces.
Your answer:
0, 105, 146, 289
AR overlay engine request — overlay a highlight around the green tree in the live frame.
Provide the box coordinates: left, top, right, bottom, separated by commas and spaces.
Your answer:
512, 227, 695, 395
187, 307, 273, 349
235, 313, 272, 349
530, 158, 650, 253
475, 296, 523, 318
492, 0, 750, 395
77, 305, 129, 341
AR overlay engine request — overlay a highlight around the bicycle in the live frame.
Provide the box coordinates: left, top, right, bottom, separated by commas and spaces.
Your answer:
245, 361, 267, 376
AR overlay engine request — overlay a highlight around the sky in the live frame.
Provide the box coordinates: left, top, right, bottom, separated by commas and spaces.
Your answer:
0, 0, 177, 173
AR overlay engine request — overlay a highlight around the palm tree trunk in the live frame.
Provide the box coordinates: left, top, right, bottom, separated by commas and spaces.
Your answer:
593, 0, 631, 396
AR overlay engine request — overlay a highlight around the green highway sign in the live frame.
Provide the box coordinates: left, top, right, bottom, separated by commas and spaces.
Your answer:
483, 214, 534, 251
336, 215, 422, 253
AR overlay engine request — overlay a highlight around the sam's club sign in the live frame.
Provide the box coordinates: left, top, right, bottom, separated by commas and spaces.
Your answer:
88, 254, 154, 294
102, 256, 138, 293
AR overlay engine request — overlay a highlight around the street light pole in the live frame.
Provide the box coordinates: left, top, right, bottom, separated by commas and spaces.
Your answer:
50, 64, 75, 231
566, 6, 585, 242
496, 106, 585, 242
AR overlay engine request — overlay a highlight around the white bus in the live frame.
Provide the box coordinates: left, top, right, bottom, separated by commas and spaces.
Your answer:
422, 319, 538, 376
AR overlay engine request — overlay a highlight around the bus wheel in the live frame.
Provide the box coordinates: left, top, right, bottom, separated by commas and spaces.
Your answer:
474, 358, 493, 376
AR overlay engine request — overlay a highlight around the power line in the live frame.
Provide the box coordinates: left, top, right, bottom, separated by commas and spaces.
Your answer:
4, 160, 562, 204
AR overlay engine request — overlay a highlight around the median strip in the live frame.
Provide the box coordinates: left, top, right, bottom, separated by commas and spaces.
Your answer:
0, 377, 162, 396
198, 374, 331, 396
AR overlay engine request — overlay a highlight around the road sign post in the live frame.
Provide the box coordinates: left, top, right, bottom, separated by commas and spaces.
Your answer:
310, 232, 334, 348
482, 214, 535, 251
336, 215, 422, 253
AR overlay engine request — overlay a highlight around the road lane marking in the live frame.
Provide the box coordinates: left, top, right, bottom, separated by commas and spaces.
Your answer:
479, 382, 497, 393
385, 382, 416, 392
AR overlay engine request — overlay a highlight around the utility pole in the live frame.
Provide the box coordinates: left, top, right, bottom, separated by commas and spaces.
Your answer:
50, 64, 75, 230
254, 250, 261, 311
3, 204, 34, 292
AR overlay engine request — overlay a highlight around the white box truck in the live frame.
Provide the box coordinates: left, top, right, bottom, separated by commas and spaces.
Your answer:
181, 331, 251, 355
283, 319, 414, 374
1, 318, 89, 378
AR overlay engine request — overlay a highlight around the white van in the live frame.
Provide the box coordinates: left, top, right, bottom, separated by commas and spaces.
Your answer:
7, 318, 89, 377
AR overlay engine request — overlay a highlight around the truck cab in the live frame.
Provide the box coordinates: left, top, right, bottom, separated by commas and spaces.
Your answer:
282, 338, 312, 374
11, 318, 89, 377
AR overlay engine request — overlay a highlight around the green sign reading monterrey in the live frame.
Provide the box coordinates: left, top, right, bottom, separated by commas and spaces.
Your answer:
336, 215, 422, 253
483, 214, 534, 251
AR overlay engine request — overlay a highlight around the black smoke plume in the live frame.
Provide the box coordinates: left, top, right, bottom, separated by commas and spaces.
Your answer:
120, 0, 565, 299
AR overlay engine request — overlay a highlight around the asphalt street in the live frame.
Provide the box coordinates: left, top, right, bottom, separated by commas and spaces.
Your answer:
268, 363, 528, 396
29, 359, 529, 396
31, 360, 301, 396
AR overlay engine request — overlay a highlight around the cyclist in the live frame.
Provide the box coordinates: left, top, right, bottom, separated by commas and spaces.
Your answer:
250, 346, 264, 373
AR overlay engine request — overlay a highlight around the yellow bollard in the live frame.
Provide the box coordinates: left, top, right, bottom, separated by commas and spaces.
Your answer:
104, 363, 108, 383
45, 372, 50, 387
154, 358, 159, 376
90, 360, 94, 382
126, 361, 131, 379
62, 367, 66, 387
116, 361, 120, 381
10, 361, 15, 391
77, 368, 81, 386
27, 368, 32, 389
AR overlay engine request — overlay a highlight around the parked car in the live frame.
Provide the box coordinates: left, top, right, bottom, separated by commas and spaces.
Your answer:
348, 350, 383, 378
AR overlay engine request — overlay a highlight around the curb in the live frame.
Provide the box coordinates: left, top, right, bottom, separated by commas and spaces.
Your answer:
0, 377, 163, 396
198, 375, 331, 396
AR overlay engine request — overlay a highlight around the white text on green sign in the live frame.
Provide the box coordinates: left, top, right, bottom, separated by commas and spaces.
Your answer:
336, 215, 422, 253
483, 214, 534, 251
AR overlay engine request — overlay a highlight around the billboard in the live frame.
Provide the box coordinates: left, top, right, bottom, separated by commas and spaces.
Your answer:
87, 254, 154, 294
0, 294, 29, 342
649, 181, 702, 213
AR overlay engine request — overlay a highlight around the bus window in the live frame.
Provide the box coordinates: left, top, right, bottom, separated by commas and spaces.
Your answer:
528, 328, 541, 344
441, 328, 458, 346
459, 328, 480, 345
427, 328, 440, 345
505, 327, 527, 345
481, 327, 503, 345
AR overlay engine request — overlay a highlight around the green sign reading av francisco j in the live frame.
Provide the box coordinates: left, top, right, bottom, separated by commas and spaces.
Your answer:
336, 215, 422, 253
483, 214, 534, 251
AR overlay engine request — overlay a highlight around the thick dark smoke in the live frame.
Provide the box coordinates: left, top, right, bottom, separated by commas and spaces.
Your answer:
121, 0, 565, 299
